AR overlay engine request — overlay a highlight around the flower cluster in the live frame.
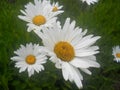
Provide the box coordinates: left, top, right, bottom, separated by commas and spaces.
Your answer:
11, 0, 101, 89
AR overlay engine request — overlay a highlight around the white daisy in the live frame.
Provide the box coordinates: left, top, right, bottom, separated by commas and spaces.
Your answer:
18, 0, 62, 32
112, 46, 120, 62
38, 18, 101, 88
52, 2, 64, 13
81, 0, 99, 5
11, 43, 47, 77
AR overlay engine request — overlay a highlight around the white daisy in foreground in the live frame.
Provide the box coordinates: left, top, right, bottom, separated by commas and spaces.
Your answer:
39, 18, 101, 88
52, 2, 64, 13
81, 0, 99, 5
18, 0, 62, 32
11, 43, 47, 77
112, 46, 120, 62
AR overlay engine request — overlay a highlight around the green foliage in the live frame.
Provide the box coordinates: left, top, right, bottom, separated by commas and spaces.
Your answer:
0, 0, 120, 90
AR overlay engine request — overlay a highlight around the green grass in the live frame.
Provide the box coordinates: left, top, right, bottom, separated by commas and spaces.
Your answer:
0, 0, 120, 90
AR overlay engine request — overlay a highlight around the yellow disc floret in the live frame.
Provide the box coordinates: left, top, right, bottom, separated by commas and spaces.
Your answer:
52, 6, 58, 12
32, 15, 46, 26
54, 41, 75, 62
116, 53, 120, 58
26, 55, 36, 64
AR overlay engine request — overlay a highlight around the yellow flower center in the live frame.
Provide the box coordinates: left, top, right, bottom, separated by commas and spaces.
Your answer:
26, 55, 36, 64
32, 15, 46, 26
116, 53, 120, 58
52, 6, 58, 12
54, 41, 75, 62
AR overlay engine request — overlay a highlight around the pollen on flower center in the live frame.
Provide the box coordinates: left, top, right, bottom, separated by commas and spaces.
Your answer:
116, 53, 120, 58
32, 15, 46, 26
54, 41, 75, 62
52, 6, 58, 12
26, 55, 36, 64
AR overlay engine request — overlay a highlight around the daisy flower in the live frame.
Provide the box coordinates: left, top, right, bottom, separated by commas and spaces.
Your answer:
11, 43, 47, 77
52, 2, 64, 13
112, 46, 120, 62
81, 0, 99, 5
38, 18, 101, 88
18, 0, 62, 32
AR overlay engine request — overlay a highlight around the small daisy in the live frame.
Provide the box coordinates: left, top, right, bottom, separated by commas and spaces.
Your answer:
11, 43, 47, 77
18, 0, 62, 32
52, 2, 64, 13
39, 18, 101, 88
81, 0, 99, 5
112, 46, 120, 62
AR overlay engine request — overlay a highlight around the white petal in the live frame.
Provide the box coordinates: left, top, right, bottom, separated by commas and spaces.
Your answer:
70, 58, 100, 68
80, 68, 92, 75
11, 56, 24, 61
68, 64, 83, 89
76, 51, 99, 57
19, 66, 27, 73
61, 62, 83, 89
18, 16, 30, 22
28, 66, 34, 77
33, 65, 41, 73
70, 58, 91, 68
62, 18, 70, 31
73, 72, 83, 89
75, 36, 100, 49
62, 62, 70, 80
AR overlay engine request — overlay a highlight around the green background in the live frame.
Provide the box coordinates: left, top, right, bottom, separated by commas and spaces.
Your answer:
0, 0, 120, 90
